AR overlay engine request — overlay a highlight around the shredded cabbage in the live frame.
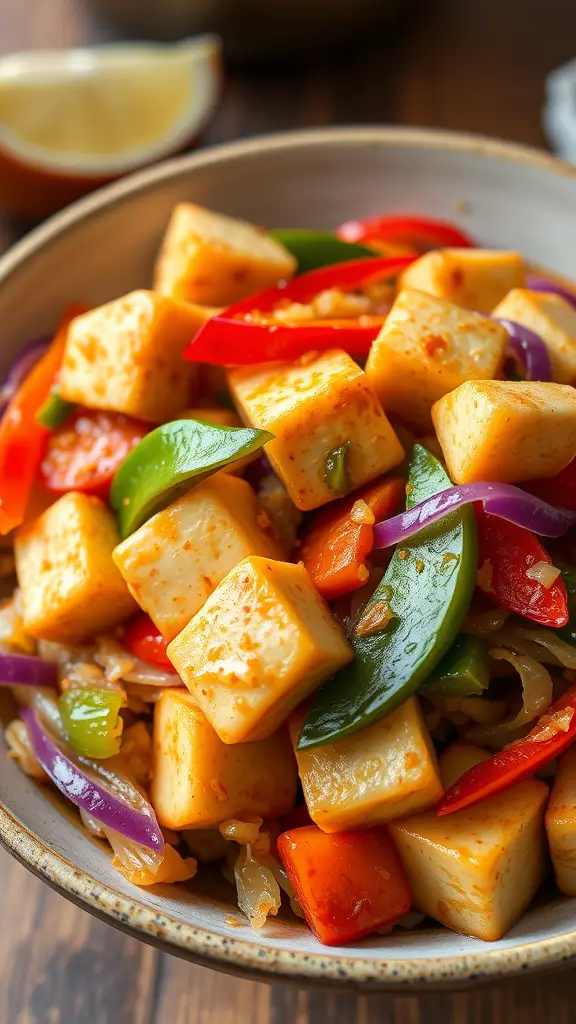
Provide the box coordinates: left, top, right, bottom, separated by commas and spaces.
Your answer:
5, 719, 46, 779
466, 647, 553, 747
234, 844, 281, 929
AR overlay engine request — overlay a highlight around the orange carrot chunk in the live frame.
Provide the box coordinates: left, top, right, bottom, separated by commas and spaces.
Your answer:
277, 824, 411, 945
300, 476, 404, 600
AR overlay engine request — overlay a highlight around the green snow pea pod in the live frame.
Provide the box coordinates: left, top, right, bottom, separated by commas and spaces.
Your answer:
110, 418, 273, 538
271, 230, 375, 274
298, 444, 477, 748
420, 635, 489, 699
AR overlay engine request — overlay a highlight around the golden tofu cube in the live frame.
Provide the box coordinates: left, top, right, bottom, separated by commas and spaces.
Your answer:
493, 288, 576, 384
289, 697, 443, 832
113, 475, 284, 642
400, 248, 525, 312
153, 202, 296, 306
167, 556, 353, 744
59, 290, 206, 423
14, 492, 136, 643
546, 746, 576, 896
365, 289, 507, 426
152, 690, 297, 829
228, 350, 404, 511
389, 743, 548, 941
432, 379, 576, 484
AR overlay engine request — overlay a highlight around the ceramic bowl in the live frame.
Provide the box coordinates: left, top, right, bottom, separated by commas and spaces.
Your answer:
2, 127, 576, 992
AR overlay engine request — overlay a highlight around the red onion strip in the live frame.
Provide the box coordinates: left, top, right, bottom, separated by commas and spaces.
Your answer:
21, 707, 164, 853
0, 337, 50, 419
373, 482, 576, 550
0, 652, 58, 688
491, 317, 552, 382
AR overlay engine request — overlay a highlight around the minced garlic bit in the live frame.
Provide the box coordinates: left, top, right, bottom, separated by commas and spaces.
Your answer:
476, 559, 493, 591
415, 559, 425, 574
357, 564, 370, 583
350, 499, 375, 525
526, 561, 561, 589
355, 599, 396, 637
272, 300, 315, 323
313, 287, 371, 319
530, 707, 574, 743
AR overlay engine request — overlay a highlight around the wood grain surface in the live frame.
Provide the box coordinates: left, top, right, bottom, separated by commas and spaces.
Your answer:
2, 0, 576, 1020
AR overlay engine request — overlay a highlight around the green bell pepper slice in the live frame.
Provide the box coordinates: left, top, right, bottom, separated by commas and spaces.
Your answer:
36, 390, 76, 429
324, 440, 351, 495
420, 635, 489, 699
271, 230, 375, 274
110, 418, 273, 538
298, 444, 477, 748
60, 686, 125, 759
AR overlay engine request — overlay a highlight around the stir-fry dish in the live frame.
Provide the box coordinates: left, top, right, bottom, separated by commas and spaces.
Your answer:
4, 205, 576, 947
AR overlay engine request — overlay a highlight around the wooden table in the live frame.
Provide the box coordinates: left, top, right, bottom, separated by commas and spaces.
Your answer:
2, 0, 576, 1020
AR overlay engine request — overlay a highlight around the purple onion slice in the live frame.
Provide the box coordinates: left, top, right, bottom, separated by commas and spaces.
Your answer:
491, 317, 552, 382
22, 707, 164, 853
0, 652, 58, 688
373, 481, 576, 550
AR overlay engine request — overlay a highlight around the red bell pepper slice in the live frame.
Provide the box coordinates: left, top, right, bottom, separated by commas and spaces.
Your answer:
524, 457, 576, 512
123, 614, 173, 670
277, 824, 411, 945
183, 257, 414, 366
301, 476, 405, 600
0, 304, 85, 535
336, 214, 475, 251
438, 684, 576, 815
475, 506, 568, 628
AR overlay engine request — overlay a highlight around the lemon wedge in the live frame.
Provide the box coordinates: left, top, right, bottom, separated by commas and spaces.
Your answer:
0, 36, 221, 217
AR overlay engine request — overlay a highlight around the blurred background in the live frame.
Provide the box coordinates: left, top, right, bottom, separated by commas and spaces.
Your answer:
1, 0, 576, 232
2, 1, 576, 1021
1, 0, 576, 228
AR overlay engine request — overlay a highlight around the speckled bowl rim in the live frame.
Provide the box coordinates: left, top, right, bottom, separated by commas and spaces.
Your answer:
3, 126, 576, 991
